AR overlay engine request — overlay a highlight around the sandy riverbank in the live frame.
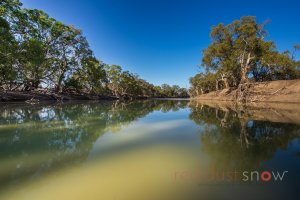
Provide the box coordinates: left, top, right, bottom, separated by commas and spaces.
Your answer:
194, 79, 300, 103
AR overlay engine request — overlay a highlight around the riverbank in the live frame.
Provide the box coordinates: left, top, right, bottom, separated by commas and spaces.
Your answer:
0, 91, 118, 102
0, 91, 186, 102
194, 79, 300, 103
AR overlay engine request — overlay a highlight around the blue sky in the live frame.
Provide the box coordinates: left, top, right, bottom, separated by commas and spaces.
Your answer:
22, 0, 300, 88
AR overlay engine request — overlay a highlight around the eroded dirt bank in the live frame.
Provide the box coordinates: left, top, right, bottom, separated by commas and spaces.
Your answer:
194, 79, 300, 103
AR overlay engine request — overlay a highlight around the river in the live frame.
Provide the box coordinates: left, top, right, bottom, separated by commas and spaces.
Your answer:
0, 100, 299, 200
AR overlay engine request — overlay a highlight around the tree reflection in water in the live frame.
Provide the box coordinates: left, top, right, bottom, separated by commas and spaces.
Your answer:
0, 100, 188, 190
189, 102, 300, 173
1, 99, 299, 192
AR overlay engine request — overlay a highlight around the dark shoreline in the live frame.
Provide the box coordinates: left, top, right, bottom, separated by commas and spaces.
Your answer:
0, 91, 118, 102
0, 91, 190, 103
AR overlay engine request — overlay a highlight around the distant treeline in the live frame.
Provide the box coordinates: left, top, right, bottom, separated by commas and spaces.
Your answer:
189, 16, 300, 97
0, 0, 189, 99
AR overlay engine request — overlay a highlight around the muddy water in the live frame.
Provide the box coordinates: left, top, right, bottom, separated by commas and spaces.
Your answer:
0, 100, 299, 200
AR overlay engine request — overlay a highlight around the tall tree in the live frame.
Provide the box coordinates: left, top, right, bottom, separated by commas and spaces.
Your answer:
105, 65, 122, 97
0, 0, 22, 90
197, 16, 298, 94
50, 22, 91, 92
0, 17, 18, 90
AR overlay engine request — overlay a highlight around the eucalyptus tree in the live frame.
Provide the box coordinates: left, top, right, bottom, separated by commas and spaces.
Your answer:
257, 50, 298, 81
49, 21, 91, 92
1, 2, 83, 91
140, 80, 157, 98
0, 0, 22, 90
135, 78, 149, 97
0, 0, 22, 19
189, 72, 217, 96
153, 85, 163, 97
0, 7, 56, 90
0, 17, 18, 89
202, 22, 237, 88
15, 9, 56, 90
118, 70, 137, 98
203, 17, 298, 85
1, 0, 190, 98
81, 57, 108, 94
189, 73, 203, 96
64, 56, 108, 94
192, 16, 298, 97
105, 65, 122, 97
232, 16, 268, 83
161, 84, 173, 97
178, 87, 189, 98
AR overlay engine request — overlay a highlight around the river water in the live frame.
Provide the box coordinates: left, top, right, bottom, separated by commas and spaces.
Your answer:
0, 100, 299, 200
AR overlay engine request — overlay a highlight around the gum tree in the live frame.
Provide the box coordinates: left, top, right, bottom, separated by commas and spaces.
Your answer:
196, 16, 298, 95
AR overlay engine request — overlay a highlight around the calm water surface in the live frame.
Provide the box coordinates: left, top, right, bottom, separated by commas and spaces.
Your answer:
0, 100, 299, 200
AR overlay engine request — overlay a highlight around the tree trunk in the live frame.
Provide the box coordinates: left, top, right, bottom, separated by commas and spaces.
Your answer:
215, 80, 219, 90
220, 73, 230, 89
32, 79, 40, 90
239, 52, 253, 84
223, 77, 229, 88
240, 67, 250, 84
24, 78, 39, 91
56, 75, 64, 93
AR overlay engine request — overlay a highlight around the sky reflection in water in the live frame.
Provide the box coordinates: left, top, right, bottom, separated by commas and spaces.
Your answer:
0, 100, 299, 200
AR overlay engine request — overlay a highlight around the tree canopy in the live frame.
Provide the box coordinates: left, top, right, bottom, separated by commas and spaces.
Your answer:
0, 0, 188, 99
189, 16, 299, 97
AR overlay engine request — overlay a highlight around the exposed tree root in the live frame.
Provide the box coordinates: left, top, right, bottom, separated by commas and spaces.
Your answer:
235, 82, 287, 103
235, 83, 254, 103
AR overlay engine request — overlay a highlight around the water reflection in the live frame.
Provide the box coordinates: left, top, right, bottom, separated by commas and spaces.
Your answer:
0, 100, 188, 191
0, 100, 299, 199
189, 102, 300, 172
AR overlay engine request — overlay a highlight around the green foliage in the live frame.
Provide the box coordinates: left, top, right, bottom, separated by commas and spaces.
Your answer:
159, 84, 188, 98
190, 16, 299, 97
0, 1, 188, 98
105, 65, 188, 98
0, 17, 18, 89
0, 0, 22, 17
189, 72, 217, 96
19, 38, 49, 90
64, 56, 107, 94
